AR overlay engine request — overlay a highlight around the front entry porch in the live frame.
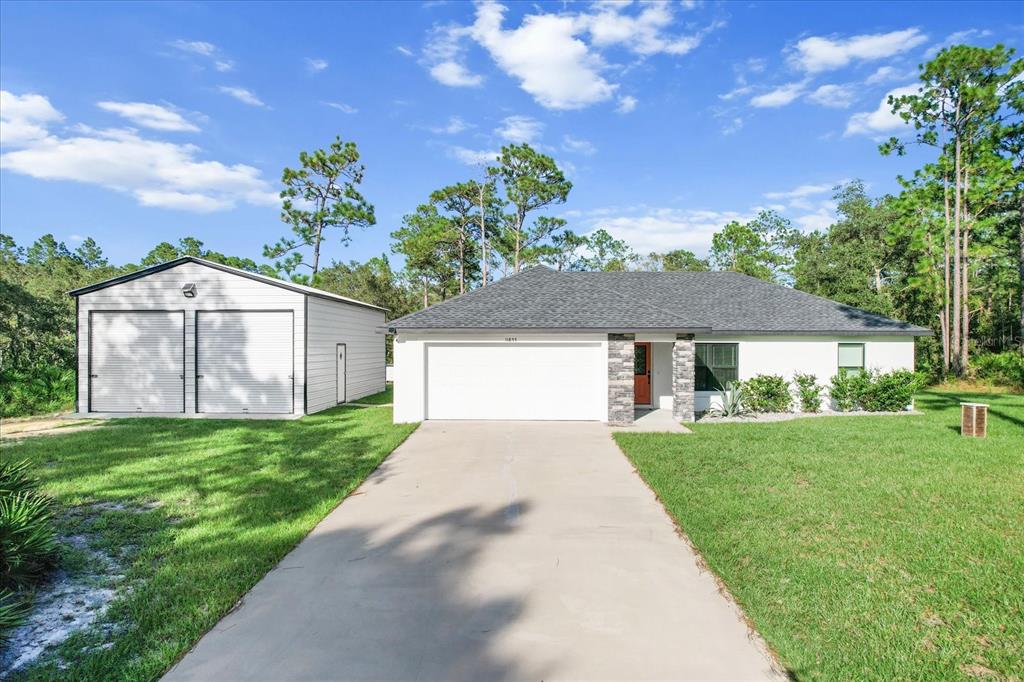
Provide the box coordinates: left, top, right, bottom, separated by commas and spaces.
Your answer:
609, 407, 693, 433
608, 333, 694, 427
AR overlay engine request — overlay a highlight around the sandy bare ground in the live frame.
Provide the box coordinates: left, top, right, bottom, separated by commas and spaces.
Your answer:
1, 415, 104, 440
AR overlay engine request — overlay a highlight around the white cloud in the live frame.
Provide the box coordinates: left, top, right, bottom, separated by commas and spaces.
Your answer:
448, 146, 498, 165
583, 2, 723, 56
396, 45, 415, 57
170, 39, 216, 56
323, 101, 358, 114
96, 101, 199, 132
429, 60, 484, 87
789, 28, 928, 73
0, 91, 64, 146
305, 58, 328, 73
470, 2, 615, 110
718, 85, 753, 101
495, 115, 543, 143
721, 116, 744, 135
794, 206, 836, 232
750, 81, 807, 108
864, 65, 912, 85
562, 135, 596, 155
616, 95, 638, 114
422, 2, 714, 111
428, 116, 471, 134
0, 92, 278, 213
925, 28, 994, 57
581, 207, 755, 256
218, 86, 266, 107
169, 39, 234, 72
764, 182, 835, 201
844, 84, 918, 136
806, 83, 857, 109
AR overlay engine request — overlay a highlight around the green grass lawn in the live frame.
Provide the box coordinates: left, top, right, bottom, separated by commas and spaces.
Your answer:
615, 390, 1024, 680
2, 402, 417, 680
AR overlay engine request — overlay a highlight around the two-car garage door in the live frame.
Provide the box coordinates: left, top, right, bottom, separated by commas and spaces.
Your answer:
88, 310, 293, 414
425, 343, 605, 420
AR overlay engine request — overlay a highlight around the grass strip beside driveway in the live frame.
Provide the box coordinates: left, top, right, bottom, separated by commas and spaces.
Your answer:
2, 400, 417, 680
614, 390, 1024, 680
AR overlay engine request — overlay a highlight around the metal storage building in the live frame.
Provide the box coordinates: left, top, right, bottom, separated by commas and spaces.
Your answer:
69, 257, 386, 417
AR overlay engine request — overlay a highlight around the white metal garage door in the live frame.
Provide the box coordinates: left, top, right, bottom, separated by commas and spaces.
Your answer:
89, 311, 185, 413
196, 311, 294, 414
426, 343, 605, 420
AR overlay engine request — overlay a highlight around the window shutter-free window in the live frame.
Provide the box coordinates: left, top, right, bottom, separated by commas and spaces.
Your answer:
838, 343, 865, 374
695, 343, 738, 391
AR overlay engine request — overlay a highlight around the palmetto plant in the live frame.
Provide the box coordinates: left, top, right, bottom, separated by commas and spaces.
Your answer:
0, 461, 58, 592
708, 381, 751, 418
0, 588, 30, 643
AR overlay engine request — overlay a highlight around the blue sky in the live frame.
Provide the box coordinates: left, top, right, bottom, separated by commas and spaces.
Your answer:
1, 1, 1021, 269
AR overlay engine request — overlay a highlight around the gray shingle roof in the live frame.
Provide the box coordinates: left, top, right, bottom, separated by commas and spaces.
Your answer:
388, 266, 931, 336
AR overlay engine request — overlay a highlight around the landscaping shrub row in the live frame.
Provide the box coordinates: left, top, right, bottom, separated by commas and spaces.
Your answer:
723, 369, 922, 415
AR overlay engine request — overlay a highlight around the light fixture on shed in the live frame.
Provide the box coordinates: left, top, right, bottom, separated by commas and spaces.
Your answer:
182, 282, 197, 298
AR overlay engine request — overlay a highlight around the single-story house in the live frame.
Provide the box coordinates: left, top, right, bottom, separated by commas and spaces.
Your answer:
387, 266, 930, 424
69, 257, 385, 417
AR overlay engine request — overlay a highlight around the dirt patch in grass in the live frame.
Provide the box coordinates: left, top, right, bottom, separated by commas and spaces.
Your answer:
0, 500, 171, 675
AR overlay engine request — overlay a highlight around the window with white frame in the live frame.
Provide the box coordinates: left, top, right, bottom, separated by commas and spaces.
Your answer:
838, 343, 865, 375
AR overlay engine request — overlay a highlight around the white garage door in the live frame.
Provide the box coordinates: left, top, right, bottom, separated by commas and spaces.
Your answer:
89, 311, 185, 413
426, 343, 605, 420
197, 311, 294, 414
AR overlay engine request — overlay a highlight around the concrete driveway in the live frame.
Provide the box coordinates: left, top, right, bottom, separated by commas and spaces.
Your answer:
165, 421, 779, 681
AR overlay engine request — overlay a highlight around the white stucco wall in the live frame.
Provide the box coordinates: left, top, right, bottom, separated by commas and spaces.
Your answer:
393, 331, 916, 422
689, 335, 915, 412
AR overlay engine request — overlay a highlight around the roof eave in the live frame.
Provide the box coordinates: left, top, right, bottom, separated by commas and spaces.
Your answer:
385, 325, 714, 334
68, 256, 387, 312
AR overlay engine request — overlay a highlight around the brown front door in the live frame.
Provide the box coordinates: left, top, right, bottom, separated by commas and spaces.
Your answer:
634, 342, 651, 405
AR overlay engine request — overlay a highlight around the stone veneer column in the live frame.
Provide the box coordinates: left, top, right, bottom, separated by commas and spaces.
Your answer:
607, 333, 635, 426
672, 334, 695, 422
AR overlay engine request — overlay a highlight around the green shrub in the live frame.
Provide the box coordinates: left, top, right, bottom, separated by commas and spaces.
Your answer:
972, 351, 1024, 390
0, 365, 75, 418
743, 374, 792, 413
830, 371, 867, 411
859, 370, 921, 412
793, 373, 823, 413
830, 370, 921, 412
0, 461, 58, 592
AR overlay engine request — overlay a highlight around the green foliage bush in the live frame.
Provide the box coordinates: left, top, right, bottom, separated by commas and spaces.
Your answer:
972, 351, 1024, 390
0, 460, 60, 639
0, 588, 30, 642
0, 365, 76, 418
0, 460, 59, 592
793, 373, 823, 412
830, 370, 921, 412
743, 374, 792, 413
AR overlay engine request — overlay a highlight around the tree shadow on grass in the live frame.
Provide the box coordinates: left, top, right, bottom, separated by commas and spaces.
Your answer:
164, 503, 546, 681
3, 406, 423, 679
